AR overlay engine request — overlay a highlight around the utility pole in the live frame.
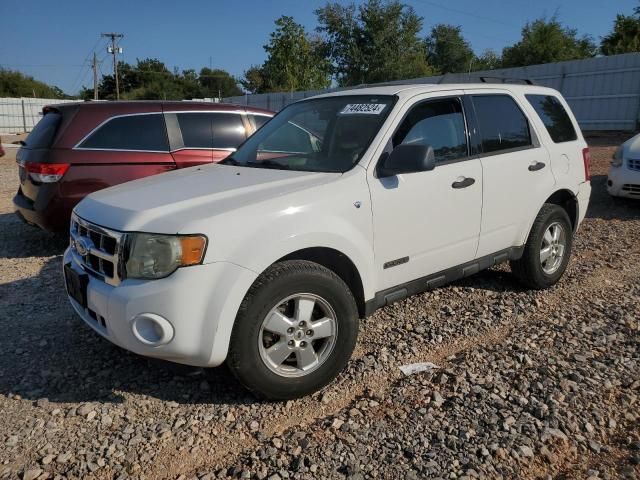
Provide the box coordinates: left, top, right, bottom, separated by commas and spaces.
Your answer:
92, 52, 99, 100
102, 32, 124, 100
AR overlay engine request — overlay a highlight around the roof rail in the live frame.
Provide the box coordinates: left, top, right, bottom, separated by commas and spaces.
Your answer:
436, 73, 537, 85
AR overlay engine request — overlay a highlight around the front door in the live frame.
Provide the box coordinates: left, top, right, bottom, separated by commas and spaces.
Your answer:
369, 94, 483, 291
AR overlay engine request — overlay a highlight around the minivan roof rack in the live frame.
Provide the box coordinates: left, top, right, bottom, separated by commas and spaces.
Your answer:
436, 74, 537, 85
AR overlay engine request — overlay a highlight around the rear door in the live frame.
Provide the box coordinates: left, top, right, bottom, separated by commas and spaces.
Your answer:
466, 90, 555, 257
167, 111, 248, 168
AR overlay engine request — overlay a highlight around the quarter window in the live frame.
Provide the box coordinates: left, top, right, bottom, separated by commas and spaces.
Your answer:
525, 94, 577, 143
176, 113, 247, 150
472, 95, 532, 154
393, 98, 468, 163
79, 114, 169, 151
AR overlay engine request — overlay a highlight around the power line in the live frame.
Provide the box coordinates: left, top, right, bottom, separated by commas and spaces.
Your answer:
69, 36, 105, 95
415, 0, 520, 30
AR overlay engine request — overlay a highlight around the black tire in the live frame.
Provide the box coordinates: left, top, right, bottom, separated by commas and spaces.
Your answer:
510, 204, 573, 290
227, 260, 359, 400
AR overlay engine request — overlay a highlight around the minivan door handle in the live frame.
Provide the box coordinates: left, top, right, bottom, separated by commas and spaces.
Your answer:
451, 177, 475, 189
528, 161, 546, 172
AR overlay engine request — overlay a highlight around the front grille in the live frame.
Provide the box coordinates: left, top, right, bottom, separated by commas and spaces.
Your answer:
70, 214, 124, 286
628, 158, 640, 171
621, 184, 640, 195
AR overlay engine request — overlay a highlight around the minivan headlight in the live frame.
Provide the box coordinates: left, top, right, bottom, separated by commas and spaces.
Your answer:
611, 147, 623, 167
124, 233, 207, 279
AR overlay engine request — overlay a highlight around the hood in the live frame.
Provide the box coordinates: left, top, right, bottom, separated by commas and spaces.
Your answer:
624, 133, 640, 156
75, 163, 340, 232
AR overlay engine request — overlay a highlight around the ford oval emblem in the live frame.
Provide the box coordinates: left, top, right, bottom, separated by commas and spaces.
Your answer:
75, 237, 93, 257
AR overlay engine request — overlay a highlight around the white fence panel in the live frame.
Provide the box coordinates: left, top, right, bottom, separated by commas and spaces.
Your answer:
0, 98, 80, 134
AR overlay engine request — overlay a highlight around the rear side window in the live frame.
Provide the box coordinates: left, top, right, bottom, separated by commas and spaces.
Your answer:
251, 114, 270, 130
525, 94, 577, 143
393, 98, 468, 163
176, 112, 246, 149
79, 114, 168, 151
26, 112, 61, 149
176, 113, 214, 148
472, 95, 532, 154
211, 113, 246, 149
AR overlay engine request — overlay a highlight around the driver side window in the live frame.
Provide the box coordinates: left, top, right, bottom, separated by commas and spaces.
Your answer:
393, 98, 468, 163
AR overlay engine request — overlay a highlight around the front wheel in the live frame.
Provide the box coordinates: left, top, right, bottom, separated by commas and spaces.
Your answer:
227, 260, 359, 400
510, 204, 573, 289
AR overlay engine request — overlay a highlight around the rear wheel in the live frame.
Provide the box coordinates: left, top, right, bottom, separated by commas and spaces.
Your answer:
510, 204, 573, 289
228, 260, 359, 400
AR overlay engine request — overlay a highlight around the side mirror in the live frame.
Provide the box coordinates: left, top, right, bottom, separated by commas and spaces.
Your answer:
377, 144, 436, 178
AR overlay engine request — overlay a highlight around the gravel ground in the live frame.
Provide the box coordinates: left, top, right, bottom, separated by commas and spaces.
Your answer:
0, 134, 638, 480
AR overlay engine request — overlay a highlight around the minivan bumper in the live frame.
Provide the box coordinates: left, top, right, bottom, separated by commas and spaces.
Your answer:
13, 186, 74, 232
63, 247, 258, 367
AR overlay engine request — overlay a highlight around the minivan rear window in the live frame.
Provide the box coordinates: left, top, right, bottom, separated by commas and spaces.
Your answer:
526, 94, 577, 143
79, 114, 169, 151
25, 112, 62, 149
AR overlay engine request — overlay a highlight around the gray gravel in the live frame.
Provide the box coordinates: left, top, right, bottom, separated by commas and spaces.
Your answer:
0, 138, 638, 480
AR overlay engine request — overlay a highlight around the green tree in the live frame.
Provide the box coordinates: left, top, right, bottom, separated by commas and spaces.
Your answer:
502, 17, 597, 67
601, 6, 640, 55
316, 0, 434, 86
80, 58, 240, 100
243, 16, 331, 93
426, 24, 474, 74
471, 49, 502, 72
0, 69, 71, 98
199, 68, 242, 97
240, 65, 266, 94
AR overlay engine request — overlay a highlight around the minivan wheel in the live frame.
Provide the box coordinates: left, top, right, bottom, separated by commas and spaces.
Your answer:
228, 260, 359, 400
510, 204, 573, 290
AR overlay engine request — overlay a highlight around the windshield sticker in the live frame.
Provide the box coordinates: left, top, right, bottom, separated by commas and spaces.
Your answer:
340, 103, 387, 115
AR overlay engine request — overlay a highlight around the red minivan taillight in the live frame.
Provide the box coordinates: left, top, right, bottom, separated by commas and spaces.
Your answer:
24, 162, 70, 183
582, 147, 591, 182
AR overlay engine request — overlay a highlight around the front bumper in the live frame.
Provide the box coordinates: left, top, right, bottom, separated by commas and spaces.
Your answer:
63, 248, 258, 367
607, 165, 640, 199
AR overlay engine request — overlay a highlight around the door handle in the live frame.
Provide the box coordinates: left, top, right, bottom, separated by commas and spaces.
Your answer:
528, 161, 546, 172
451, 177, 475, 189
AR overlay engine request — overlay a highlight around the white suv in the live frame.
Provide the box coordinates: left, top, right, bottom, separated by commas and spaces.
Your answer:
64, 84, 591, 399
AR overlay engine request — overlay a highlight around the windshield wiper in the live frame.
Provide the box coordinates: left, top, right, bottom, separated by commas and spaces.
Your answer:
246, 160, 290, 170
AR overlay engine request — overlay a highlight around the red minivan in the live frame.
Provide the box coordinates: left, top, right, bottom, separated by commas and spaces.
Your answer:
13, 101, 273, 231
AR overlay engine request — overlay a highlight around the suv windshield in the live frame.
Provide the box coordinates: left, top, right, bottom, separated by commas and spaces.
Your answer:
225, 95, 396, 173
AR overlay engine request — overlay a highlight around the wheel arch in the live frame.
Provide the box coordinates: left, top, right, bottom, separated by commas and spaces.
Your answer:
276, 247, 367, 318
544, 189, 579, 231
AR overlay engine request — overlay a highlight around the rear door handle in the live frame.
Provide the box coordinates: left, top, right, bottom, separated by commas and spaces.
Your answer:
451, 177, 475, 189
528, 161, 546, 172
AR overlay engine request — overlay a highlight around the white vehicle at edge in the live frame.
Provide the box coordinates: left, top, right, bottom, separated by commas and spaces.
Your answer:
64, 83, 592, 399
608, 132, 640, 198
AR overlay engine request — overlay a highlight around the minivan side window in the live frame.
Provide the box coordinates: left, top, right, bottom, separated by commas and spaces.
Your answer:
251, 114, 270, 130
472, 95, 532, 155
211, 113, 246, 149
175, 112, 247, 150
393, 98, 468, 163
79, 114, 169, 151
525, 94, 577, 143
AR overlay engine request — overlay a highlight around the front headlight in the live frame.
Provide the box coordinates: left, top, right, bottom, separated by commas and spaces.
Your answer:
611, 147, 623, 167
125, 233, 207, 279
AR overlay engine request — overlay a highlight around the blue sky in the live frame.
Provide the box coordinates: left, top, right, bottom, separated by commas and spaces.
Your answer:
0, 0, 636, 95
